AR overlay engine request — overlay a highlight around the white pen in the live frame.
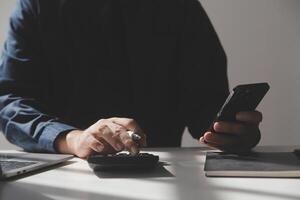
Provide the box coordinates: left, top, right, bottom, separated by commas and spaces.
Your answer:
127, 130, 141, 141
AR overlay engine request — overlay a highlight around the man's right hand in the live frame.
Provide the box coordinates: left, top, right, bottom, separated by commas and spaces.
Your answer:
55, 118, 147, 159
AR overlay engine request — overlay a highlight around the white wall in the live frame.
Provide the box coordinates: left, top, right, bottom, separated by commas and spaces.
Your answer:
184, 0, 300, 147
195, 0, 300, 146
0, 0, 300, 149
0, 0, 19, 150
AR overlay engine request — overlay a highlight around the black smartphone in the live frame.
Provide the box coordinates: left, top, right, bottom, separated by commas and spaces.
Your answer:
210, 82, 270, 130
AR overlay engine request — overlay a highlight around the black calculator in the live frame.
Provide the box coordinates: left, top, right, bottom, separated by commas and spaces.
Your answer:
87, 153, 159, 171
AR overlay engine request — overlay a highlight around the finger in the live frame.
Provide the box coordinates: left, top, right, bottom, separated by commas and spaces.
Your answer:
110, 117, 147, 147
203, 132, 239, 146
137, 133, 147, 147
119, 131, 139, 155
236, 111, 263, 124
199, 136, 205, 144
127, 130, 147, 148
199, 136, 213, 145
203, 141, 221, 150
110, 118, 141, 132
88, 136, 105, 153
94, 124, 124, 152
97, 138, 119, 155
106, 121, 128, 150
214, 121, 245, 135
199, 136, 224, 150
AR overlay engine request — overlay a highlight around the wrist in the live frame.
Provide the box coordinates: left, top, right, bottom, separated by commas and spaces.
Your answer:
56, 130, 83, 155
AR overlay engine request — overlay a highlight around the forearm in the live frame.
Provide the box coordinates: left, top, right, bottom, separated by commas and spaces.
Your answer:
0, 94, 77, 152
0, 0, 76, 152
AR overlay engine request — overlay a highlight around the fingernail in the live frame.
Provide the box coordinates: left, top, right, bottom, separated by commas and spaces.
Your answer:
199, 137, 204, 143
214, 122, 220, 130
204, 132, 212, 140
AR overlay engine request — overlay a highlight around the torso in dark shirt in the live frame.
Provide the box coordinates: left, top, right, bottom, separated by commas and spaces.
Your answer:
40, 0, 186, 146
0, 0, 229, 149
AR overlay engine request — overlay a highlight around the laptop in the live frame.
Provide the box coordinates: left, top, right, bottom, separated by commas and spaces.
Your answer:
0, 151, 73, 180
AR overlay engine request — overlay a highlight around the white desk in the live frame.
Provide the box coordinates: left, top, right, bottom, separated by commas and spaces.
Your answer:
1, 146, 300, 200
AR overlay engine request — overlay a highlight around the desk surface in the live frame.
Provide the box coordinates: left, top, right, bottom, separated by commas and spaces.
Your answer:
1, 146, 300, 200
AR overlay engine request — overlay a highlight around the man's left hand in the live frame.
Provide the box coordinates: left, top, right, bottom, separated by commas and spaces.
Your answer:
199, 111, 262, 152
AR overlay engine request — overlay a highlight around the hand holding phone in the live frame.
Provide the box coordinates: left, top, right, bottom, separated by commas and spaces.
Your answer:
210, 82, 269, 128
202, 82, 270, 152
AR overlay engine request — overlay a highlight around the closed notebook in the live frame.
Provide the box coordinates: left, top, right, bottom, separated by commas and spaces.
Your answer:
204, 151, 300, 177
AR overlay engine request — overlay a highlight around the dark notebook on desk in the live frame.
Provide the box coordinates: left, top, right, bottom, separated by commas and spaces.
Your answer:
204, 151, 300, 177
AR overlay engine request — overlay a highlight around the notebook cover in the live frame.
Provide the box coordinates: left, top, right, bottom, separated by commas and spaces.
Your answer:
204, 152, 300, 177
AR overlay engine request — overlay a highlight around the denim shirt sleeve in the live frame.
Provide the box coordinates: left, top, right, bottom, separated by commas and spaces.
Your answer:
0, 0, 77, 153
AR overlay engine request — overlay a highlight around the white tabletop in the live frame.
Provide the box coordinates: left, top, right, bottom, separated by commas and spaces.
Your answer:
1, 146, 300, 200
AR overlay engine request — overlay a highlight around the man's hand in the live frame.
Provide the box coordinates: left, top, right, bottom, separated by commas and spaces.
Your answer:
56, 118, 147, 159
199, 111, 262, 152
